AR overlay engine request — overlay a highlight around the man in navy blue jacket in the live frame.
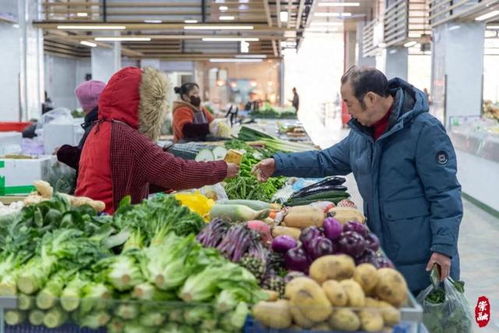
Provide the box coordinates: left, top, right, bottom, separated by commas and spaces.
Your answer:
253, 66, 462, 294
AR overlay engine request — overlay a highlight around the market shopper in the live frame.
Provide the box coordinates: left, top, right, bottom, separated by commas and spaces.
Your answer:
290, 87, 299, 112
56, 80, 106, 171
172, 82, 215, 142
253, 66, 462, 294
76, 67, 239, 214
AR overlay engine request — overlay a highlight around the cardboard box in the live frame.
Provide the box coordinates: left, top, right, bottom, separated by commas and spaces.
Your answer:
0, 156, 53, 195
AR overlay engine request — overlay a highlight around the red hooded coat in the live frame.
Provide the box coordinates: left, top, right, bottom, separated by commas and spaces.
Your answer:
76, 67, 227, 213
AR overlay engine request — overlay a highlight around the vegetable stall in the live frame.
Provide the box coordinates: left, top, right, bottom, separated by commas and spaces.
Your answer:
0, 126, 426, 333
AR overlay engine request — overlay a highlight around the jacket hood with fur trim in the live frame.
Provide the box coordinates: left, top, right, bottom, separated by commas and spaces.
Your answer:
98, 66, 171, 141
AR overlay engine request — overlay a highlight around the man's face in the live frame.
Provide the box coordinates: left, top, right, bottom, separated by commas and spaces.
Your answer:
341, 81, 375, 126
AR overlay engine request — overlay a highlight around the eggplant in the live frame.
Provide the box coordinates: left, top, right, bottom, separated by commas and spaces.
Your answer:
308, 237, 334, 260
284, 246, 310, 273
299, 227, 323, 254
291, 184, 348, 199
323, 217, 343, 241
343, 221, 368, 238
337, 231, 367, 258
364, 232, 380, 252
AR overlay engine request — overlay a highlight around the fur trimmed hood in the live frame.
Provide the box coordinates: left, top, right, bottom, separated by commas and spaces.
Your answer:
98, 66, 172, 141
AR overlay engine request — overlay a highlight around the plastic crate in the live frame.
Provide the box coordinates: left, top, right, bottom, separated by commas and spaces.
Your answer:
0, 123, 32, 132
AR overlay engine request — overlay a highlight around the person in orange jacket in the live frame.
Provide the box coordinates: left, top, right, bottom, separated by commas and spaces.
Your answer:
172, 82, 214, 142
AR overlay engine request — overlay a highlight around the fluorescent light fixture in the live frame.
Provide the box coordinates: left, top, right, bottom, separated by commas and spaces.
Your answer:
203, 37, 259, 41
240, 41, 249, 53
144, 19, 162, 23
184, 25, 253, 30
219, 15, 235, 20
378, 42, 387, 48
235, 54, 267, 58
209, 58, 263, 63
57, 25, 126, 30
239, 4, 249, 10
404, 41, 417, 47
318, 2, 360, 7
220, 5, 228, 11
487, 25, 499, 29
307, 28, 338, 32
448, 25, 461, 31
475, 10, 499, 21
389, 49, 398, 54
76, 12, 88, 17
315, 12, 352, 17
310, 22, 343, 26
80, 40, 97, 47
95, 37, 151, 41
184, 19, 198, 23
280, 11, 289, 22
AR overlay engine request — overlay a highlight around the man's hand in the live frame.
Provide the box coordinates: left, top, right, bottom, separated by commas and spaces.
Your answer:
426, 252, 451, 281
225, 163, 240, 179
251, 158, 276, 182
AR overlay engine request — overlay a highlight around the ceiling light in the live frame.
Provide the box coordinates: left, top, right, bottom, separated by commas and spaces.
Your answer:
378, 42, 387, 48
448, 25, 461, 31
475, 10, 499, 21
57, 25, 126, 30
80, 40, 97, 47
219, 15, 235, 20
315, 12, 352, 17
220, 6, 228, 11
184, 25, 253, 30
239, 4, 249, 10
144, 19, 162, 23
487, 25, 499, 29
76, 12, 88, 17
404, 41, 417, 47
184, 19, 198, 23
310, 22, 343, 26
95, 37, 151, 41
318, 2, 360, 7
280, 11, 289, 22
235, 54, 267, 58
240, 41, 249, 53
203, 37, 259, 42
307, 28, 338, 32
210, 58, 263, 63
239, 0, 249, 3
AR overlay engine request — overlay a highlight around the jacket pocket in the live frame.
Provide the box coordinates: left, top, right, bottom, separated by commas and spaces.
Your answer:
382, 197, 432, 265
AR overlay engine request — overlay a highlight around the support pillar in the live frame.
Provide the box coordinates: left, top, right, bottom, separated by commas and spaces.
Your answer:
91, 38, 121, 83
384, 46, 408, 80
431, 22, 485, 125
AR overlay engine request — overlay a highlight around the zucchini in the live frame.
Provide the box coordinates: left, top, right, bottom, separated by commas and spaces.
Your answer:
217, 199, 281, 211
294, 190, 349, 201
291, 185, 348, 198
286, 194, 349, 206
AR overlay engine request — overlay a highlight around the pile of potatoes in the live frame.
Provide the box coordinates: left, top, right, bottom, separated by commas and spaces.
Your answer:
252, 255, 409, 332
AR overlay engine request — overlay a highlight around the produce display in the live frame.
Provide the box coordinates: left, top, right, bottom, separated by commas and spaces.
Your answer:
0, 182, 266, 332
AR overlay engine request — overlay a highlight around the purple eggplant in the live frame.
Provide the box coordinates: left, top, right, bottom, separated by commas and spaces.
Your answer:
323, 217, 343, 241
299, 226, 323, 254
309, 236, 334, 260
364, 232, 380, 252
373, 254, 394, 268
338, 231, 367, 258
355, 248, 377, 265
272, 235, 298, 254
343, 221, 368, 237
284, 245, 310, 273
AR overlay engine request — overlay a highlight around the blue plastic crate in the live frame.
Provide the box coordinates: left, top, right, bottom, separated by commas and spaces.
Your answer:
243, 316, 413, 333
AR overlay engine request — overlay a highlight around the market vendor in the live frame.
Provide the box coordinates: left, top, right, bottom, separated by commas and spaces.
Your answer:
56, 80, 106, 171
253, 66, 462, 295
172, 82, 215, 142
76, 67, 239, 214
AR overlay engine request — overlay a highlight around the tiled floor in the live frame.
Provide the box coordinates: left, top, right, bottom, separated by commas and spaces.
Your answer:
296, 113, 499, 332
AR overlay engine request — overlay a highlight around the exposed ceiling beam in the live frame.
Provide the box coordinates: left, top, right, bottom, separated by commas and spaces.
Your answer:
296, 0, 305, 29
263, 0, 272, 26
287, 0, 293, 29
276, 0, 281, 28
272, 40, 278, 56
46, 33, 289, 41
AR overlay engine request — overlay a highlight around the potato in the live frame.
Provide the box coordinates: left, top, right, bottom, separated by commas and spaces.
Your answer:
34, 180, 53, 199
359, 309, 384, 332
309, 255, 355, 283
328, 207, 366, 224
263, 290, 279, 302
339, 279, 366, 307
364, 297, 380, 309
353, 264, 379, 294
329, 309, 361, 331
252, 300, 292, 329
289, 306, 315, 329
322, 280, 347, 306
272, 226, 301, 240
378, 300, 401, 326
375, 268, 408, 307
287, 277, 332, 322
311, 322, 330, 331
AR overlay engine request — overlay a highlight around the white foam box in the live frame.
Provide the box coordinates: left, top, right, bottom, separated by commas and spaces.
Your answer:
0, 132, 22, 155
43, 123, 84, 154
0, 156, 54, 195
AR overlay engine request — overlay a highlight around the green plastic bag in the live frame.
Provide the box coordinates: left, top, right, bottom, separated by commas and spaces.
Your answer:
417, 276, 473, 333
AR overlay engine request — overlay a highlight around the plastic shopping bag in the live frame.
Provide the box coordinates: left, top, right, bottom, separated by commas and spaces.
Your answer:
417, 275, 473, 333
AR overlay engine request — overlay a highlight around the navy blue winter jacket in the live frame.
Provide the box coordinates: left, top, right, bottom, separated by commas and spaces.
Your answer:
273, 78, 462, 292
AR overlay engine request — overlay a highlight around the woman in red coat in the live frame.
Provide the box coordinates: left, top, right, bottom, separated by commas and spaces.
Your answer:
76, 67, 239, 214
